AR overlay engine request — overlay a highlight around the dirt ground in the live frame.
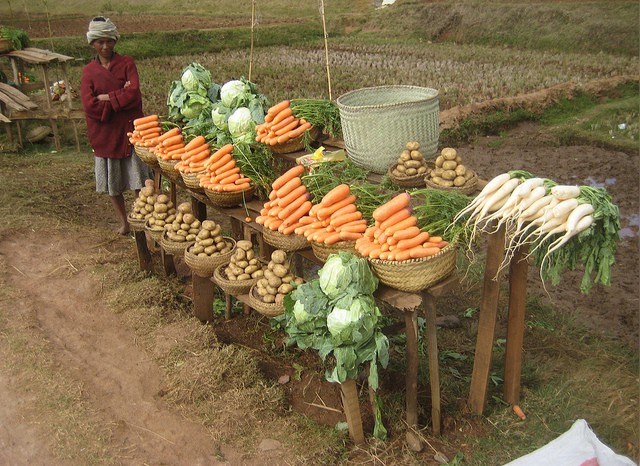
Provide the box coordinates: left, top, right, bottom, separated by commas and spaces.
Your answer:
0, 119, 637, 464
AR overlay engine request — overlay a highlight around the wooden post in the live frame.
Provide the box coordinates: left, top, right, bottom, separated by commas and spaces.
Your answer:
161, 249, 176, 276
340, 379, 365, 445
39, 64, 60, 151
468, 224, 506, 414
503, 245, 529, 405
191, 196, 207, 221
134, 230, 152, 272
192, 273, 215, 322
423, 293, 441, 434
404, 309, 419, 428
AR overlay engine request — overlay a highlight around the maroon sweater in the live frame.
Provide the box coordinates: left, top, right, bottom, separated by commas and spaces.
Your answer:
80, 53, 144, 158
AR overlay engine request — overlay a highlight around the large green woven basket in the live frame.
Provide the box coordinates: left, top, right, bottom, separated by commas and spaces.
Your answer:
336, 85, 439, 174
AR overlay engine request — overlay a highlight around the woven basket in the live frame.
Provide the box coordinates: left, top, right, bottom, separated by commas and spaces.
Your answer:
157, 158, 184, 185
0, 38, 13, 53
368, 243, 457, 292
269, 126, 322, 154
204, 184, 256, 208
263, 227, 309, 252
144, 219, 164, 243
181, 170, 206, 192
160, 231, 194, 257
311, 240, 358, 262
387, 166, 430, 189
336, 85, 439, 174
184, 238, 236, 277
247, 285, 285, 318
212, 263, 259, 295
425, 170, 479, 196
134, 146, 158, 167
127, 215, 147, 232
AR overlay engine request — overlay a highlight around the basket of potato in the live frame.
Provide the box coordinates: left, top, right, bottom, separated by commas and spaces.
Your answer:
213, 240, 265, 295
128, 179, 156, 231
144, 192, 176, 242
160, 202, 201, 256
387, 141, 430, 188
424, 147, 478, 195
248, 249, 304, 317
184, 219, 236, 277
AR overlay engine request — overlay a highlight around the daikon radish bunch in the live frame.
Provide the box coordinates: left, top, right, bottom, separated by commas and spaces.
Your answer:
164, 202, 201, 243
190, 219, 233, 257
390, 141, 429, 178
147, 193, 176, 229
254, 249, 304, 304
130, 179, 156, 220
256, 165, 313, 235
224, 240, 265, 281
355, 192, 449, 261
426, 147, 475, 188
294, 183, 367, 244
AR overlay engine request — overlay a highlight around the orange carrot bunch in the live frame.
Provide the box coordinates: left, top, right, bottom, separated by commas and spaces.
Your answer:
355, 193, 449, 261
128, 114, 161, 147
153, 127, 186, 161
255, 165, 313, 234
294, 184, 367, 245
198, 144, 253, 193
255, 100, 312, 146
175, 136, 211, 174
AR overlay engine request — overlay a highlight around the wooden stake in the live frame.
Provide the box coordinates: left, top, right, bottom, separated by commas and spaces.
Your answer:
249, 0, 256, 82
42, 0, 55, 52
340, 379, 365, 445
319, 0, 333, 100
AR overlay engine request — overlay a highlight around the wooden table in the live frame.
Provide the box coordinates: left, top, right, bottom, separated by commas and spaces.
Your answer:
133, 153, 459, 447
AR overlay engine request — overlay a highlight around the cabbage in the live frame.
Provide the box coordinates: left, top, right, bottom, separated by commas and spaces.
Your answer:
180, 92, 212, 121
318, 253, 378, 299
220, 79, 250, 108
211, 104, 229, 131
292, 300, 311, 324
228, 107, 256, 144
181, 63, 212, 92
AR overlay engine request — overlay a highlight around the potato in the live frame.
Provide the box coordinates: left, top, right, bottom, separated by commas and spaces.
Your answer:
439, 179, 455, 187
237, 273, 251, 281
405, 167, 418, 176
278, 283, 294, 294
272, 264, 289, 278
244, 264, 260, 275
213, 235, 224, 244
455, 164, 467, 176
154, 203, 168, 214
435, 155, 445, 168
190, 219, 201, 230
172, 234, 186, 242
431, 176, 444, 185
248, 257, 258, 265
177, 202, 191, 214
156, 194, 169, 204
282, 273, 295, 284
294, 277, 305, 285
395, 164, 406, 173
265, 285, 278, 296
235, 260, 249, 269
165, 214, 176, 223
399, 150, 411, 162
262, 294, 276, 304
442, 160, 458, 171
442, 169, 457, 181
215, 241, 227, 251
182, 213, 195, 224
404, 160, 423, 169
453, 176, 467, 187
246, 250, 256, 261
433, 167, 444, 177
441, 148, 457, 160
256, 285, 269, 297
406, 141, 420, 151
197, 230, 211, 240
236, 240, 253, 251
201, 220, 216, 230
271, 250, 287, 264
392, 169, 404, 178
185, 234, 196, 241
204, 245, 218, 255
417, 166, 428, 175
251, 269, 264, 279
410, 150, 424, 161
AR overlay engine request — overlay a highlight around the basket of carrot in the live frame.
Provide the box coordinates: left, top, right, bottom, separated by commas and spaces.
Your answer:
128, 115, 162, 167
354, 192, 457, 292
256, 100, 321, 154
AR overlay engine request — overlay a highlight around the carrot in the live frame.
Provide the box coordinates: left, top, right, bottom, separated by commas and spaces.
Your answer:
271, 107, 293, 126
309, 229, 333, 244
427, 236, 443, 244
255, 215, 267, 225
214, 159, 237, 176
396, 231, 431, 251
320, 184, 351, 207
278, 192, 310, 219
323, 232, 343, 245
317, 195, 357, 220
409, 246, 440, 259
162, 134, 184, 147
373, 192, 412, 223
384, 216, 418, 237
275, 176, 302, 199
207, 153, 233, 172
267, 100, 290, 116
369, 248, 382, 259
513, 405, 526, 421
392, 226, 422, 241
275, 119, 301, 136
339, 231, 363, 241
280, 222, 303, 236
235, 177, 252, 185
282, 200, 313, 227
336, 221, 368, 233
393, 249, 413, 261
278, 185, 308, 207
211, 143, 234, 159
266, 218, 284, 231
183, 146, 210, 162
378, 207, 412, 232
330, 211, 363, 228
272, 165, 305, 191
224, 182, 251, 192
218, 172, 241, 185
133, 114, 158, 126
135, 120, 160, 131
270, 115, 296, 133
163, 142, 185, 153
329, 203, 358, 220
182, 135, 205, 152
214, 167, 241, 182
157, 127, 181, 142
281, 121, 311, 140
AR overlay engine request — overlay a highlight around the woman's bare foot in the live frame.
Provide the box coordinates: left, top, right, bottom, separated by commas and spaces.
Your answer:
117, 223, 130, 235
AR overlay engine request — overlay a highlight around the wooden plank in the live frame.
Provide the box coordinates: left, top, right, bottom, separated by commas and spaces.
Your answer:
134, 230, 152, 272
404, 309, 419, 429
192, 273, 215, 322
7, 47, 74, 64
423, 293, 441, 435
468, 224, 507, 414
0, 89, 31, 111
0, 83, 38, 109
503, 245, 529, 405
339, 379, 365, 445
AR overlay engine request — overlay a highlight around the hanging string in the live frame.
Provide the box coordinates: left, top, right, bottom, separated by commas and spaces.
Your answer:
42, 0, 55, 52
248, 0, 256, 82
319, 0, 332, 100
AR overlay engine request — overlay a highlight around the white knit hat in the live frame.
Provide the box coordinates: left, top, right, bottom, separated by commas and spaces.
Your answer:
86, 16, 120, 44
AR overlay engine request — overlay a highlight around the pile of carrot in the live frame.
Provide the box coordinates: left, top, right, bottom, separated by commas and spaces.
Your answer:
152, 127, 186, 161
293, 184, 367, 245
128, 114, 162, 147
174, 135, 213, 174
197, 143, 253, 193
255, 100, 312, 146
355, 192, 448, 261
255, 165, 313, 234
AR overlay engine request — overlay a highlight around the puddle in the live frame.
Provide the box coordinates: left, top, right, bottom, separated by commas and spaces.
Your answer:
619, 213, 640, 239
584, 176, 617, 188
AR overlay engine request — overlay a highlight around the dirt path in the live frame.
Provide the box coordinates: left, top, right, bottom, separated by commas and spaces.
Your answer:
0, 232, 246, 465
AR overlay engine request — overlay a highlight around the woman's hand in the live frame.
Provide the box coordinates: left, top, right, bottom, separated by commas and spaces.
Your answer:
97, 93, 110, 101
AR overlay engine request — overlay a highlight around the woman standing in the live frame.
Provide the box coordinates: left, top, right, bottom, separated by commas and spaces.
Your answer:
80, 16, 152, 235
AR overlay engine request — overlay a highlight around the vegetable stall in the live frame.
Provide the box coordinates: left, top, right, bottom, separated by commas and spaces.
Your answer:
125, 61, 622, 448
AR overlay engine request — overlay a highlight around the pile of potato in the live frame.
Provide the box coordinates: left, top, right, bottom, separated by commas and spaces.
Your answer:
130, 180, 156, 220
164, 202, 201, 243
254, 249, 303, 304
426, 147, 475, 188
390, 141, 429, 178
146, 193, 176, 229
223, 240, 265, 281
190, 219, 233, 256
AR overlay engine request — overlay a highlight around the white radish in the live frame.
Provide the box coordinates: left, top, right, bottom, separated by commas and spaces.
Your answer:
512, 185, 548, 216
551, 185, 581, 200
519, 193, 555, 221
453, 172, 512, 224
565, 203, 594, 233
552, 198, 580, 219
539, 214, 594, 272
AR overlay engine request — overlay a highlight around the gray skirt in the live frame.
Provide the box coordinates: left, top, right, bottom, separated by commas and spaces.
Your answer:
95, 149, 154, 196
